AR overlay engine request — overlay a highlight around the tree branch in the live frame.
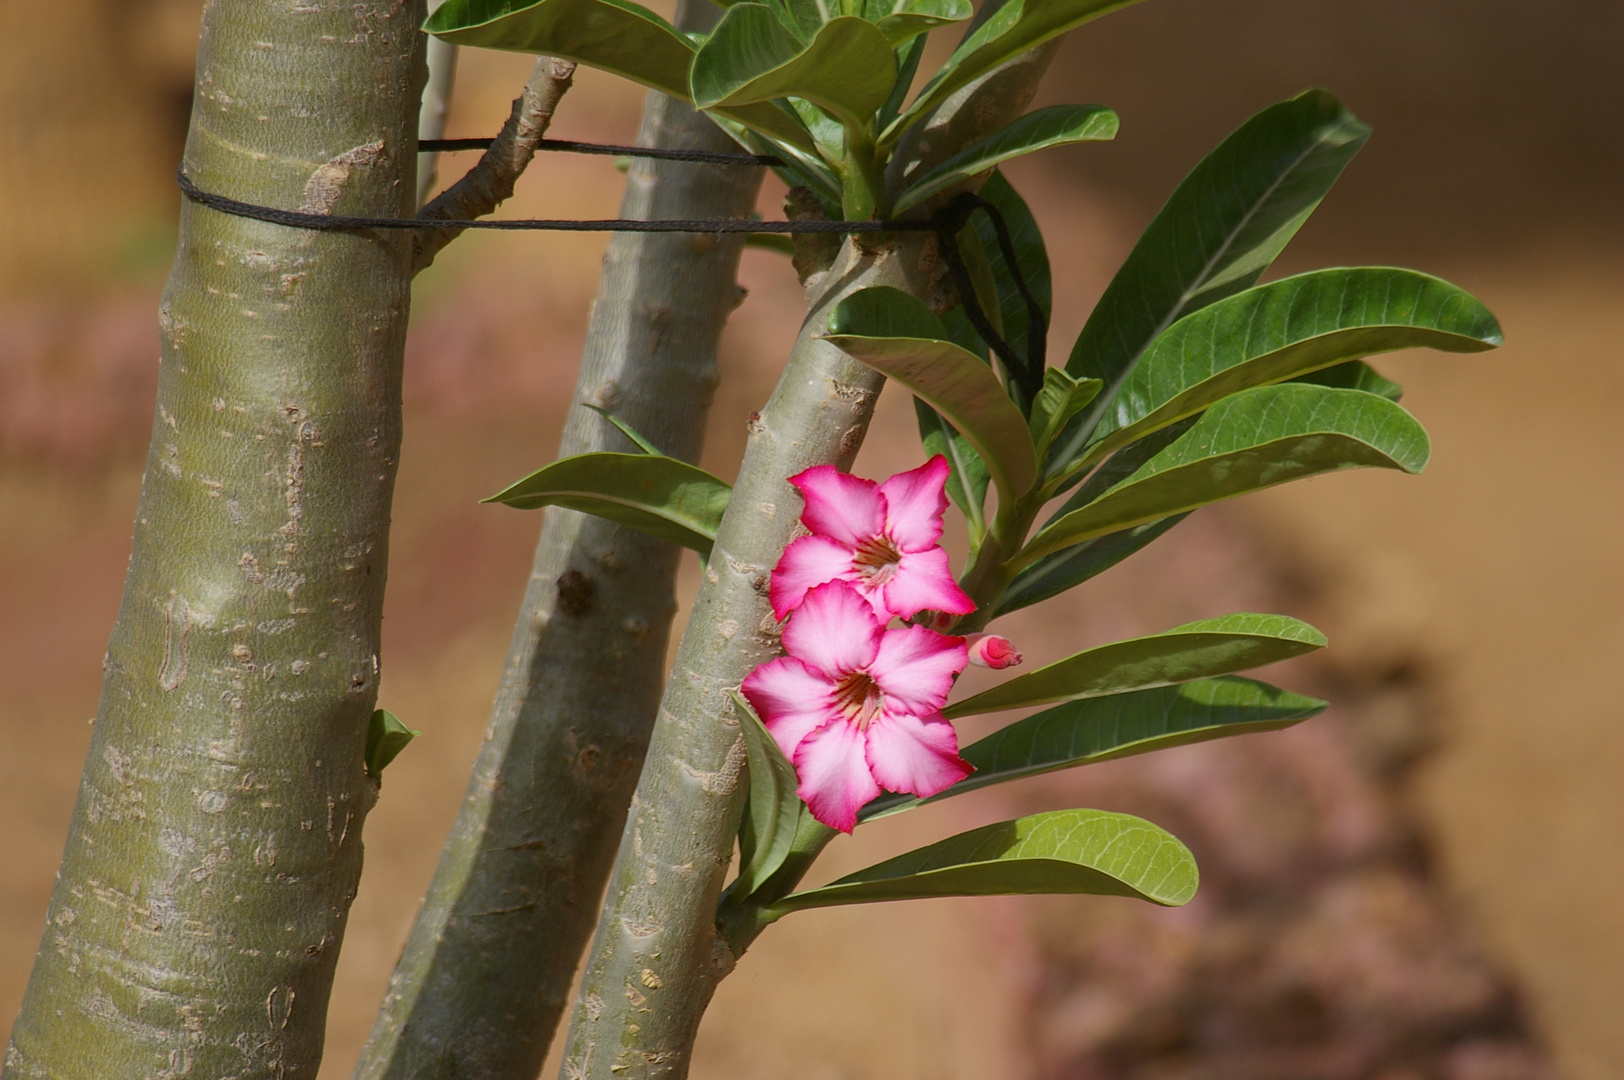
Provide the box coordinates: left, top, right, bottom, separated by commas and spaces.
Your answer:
411, 56, 577, 275
555, 46, 1062, 1080
4, 1, 425, 1076
352, 3, 761, 1076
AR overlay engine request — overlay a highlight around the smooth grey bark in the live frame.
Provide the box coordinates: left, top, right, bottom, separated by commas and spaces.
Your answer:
353, 4, 763, 1077
555, 42, 1060, 1080
3, 2, 424, 1078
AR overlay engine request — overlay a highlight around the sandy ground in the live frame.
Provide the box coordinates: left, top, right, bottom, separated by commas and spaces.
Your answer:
3, 5, 1623, 1078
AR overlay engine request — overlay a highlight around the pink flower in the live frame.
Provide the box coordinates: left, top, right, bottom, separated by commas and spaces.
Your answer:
771, 456, 975, 622
742, 581, 972, 833
966, 633, 1023, 669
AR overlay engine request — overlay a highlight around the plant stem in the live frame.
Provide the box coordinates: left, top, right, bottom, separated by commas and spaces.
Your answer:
3, 2, 424, 1077
556, 46, 1063, 1080
351, 5, 763, 1077
416, 0, 460, 208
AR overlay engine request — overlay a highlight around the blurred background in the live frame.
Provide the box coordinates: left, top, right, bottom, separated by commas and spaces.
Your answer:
1, 1, 1620, 1078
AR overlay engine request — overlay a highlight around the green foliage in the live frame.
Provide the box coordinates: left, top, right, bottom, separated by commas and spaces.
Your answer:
892, 104, 1118, 212
994, 514, 1189, 616
916, 400, 991, 540
1021, 384, 1430, 564
486, 452, 731, 557
1055, 90, 1371, 470
944, 613, 1326, 718
730, 692, 806, 899
864, 677, 1325, 818
885, 0, 1146, 144
973, 170, 1052, 369
827, 287, 1038, 499
691, 9, 896, 129
366, 709, 421, 783
1078, 267, 1501, 468
771, 809, 1198, 911
1295, 359, 1405, 400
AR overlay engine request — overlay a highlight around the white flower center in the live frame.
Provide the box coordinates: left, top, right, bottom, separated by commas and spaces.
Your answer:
851, 533, 901, 586
832, 670, 885, 728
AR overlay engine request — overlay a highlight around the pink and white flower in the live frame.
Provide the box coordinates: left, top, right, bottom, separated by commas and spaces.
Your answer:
742, 580, 972, 833
965, 633, 1023, 670
770, 456, 975, 622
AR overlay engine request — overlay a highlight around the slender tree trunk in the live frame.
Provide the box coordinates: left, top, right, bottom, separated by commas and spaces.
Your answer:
3, 2, 424, 1077
416, 0, 459, 208
354, 3, 763, 1076
556, 43, 1060, 1080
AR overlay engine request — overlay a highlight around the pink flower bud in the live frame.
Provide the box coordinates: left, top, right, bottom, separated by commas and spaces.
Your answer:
965, 633, 1022, 669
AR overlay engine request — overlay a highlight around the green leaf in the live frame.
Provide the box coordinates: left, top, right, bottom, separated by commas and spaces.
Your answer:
1293, 359, 1404, 401
426, 0, 814, 151
691, 7, 896, 130
886, 0, 1144, 143
865, 677, 1324, 818
860, 0, 974, 44
973, 170, 1051, 370
366, 709, 421, 782
771, 809, 1197, 910
1055, 90, 1370, 466
993, 514, 1188, 617
582, 403, 663, 455
1022, 384, 1429, 565
1029, 369, 1102, 456
730, 691, 807, 899
485, 451, 732, 557
962, 677, 1325, 778
1081, 267, 1500, 464
943, 612, 1325, 718
916, 399, 990, 540
826, 287, 1038, 498
893, 104, 1118, 213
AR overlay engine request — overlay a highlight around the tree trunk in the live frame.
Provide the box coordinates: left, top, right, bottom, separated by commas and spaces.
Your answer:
4, 2, 424, 1077
353, 3, 763, 1076
555, 42, 1061, 1080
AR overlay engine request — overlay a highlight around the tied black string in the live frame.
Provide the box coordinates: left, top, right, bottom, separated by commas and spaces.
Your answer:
178, 136, 1046, 398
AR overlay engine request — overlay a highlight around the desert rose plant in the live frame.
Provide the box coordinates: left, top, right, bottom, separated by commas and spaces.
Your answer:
427, 0, 1504, 1071
1, 0, 1504, 1076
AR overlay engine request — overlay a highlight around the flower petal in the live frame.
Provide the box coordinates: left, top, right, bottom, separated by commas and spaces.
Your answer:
741, 657, 837, 760
864, 711, 972, 798
790, 465, 886, 547
770, 534, 858, 619
878, 456, 950, 550
793, 719, 881, 833
880, 545, 975, 619
869, 624, 967, 714
781, 581, 882, 678
966, 633, 1024, 669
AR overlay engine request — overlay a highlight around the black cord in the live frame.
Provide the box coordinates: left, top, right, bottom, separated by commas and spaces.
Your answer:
176, 136, 1049, 397
420, 136, 784, 167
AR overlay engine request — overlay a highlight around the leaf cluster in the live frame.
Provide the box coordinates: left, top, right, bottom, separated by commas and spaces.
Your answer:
471, 42, 1500, 943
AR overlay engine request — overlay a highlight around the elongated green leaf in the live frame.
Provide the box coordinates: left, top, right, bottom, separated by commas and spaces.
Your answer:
692, 7, 896, 129
993, 514, 1188, 616
1054, 91, 1370, 468
944, 612, 1325, 718
486, 451, 731, 556
426, 0, 814, 150
916, 399, 990, 539
772, 809, 1197, 910
1083, 267, 1500, 463
731, 692, 806, 898
974, 170, 1051, 370
1029, 369, 1102, 456
886, 0, 1144, 143
366, 709, 422, 782
1294, 359, 1403, 401
864, 677, 1324, 818
894, 104, 1118, 212
1023, 384, 1429, 565
582, 404, 662, 455
826, 287, 1038, 498
859, 0, 973, 43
